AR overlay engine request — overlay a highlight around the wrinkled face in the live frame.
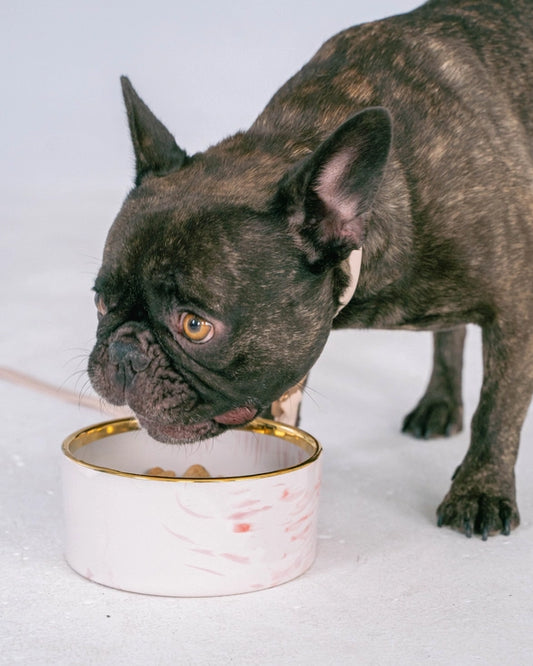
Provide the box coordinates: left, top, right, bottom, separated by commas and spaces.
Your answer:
88, 181, 335, 443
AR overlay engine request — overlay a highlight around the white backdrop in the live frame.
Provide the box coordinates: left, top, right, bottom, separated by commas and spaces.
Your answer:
2, 2, 532, 664
1, 0, 421, 193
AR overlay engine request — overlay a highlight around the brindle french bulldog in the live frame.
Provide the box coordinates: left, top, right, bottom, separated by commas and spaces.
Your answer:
88, 0, 533, 539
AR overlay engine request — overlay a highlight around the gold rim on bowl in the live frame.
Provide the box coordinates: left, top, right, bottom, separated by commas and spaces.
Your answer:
62, 417, 322, 482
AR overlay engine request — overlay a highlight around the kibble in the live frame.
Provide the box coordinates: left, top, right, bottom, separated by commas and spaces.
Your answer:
183, 464, 211, 478
145, 464, 211, 478
145, 466, 177, 477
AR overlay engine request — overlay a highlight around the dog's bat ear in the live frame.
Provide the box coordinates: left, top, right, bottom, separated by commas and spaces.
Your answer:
280, 108, 391, 269
120, 76, 187, 186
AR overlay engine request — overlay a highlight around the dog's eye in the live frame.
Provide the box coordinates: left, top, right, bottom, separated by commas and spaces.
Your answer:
94, 293, 108, 318
179, 313, 214, 343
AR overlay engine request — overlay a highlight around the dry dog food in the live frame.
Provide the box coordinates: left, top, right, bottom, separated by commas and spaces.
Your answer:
145, 464, 211, 478
145, 466, 177, 477
183, 464, 211, 478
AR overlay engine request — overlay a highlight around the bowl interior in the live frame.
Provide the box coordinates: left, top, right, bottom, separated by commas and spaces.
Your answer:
63, 418, 320, 480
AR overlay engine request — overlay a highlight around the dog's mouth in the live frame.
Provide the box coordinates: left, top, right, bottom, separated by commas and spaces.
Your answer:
88, 324, 261, 444
136, 404, 259, 444
212, 404, 258, 425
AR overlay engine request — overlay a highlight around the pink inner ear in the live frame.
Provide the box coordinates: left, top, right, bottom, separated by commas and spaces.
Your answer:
314, 151, 363, 247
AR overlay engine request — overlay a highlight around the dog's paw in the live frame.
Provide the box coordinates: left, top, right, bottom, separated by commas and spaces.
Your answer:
402, 398, 463, 439
437, 488, 519, 539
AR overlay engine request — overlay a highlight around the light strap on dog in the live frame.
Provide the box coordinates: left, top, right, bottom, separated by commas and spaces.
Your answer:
335, 248, 362, 316
272, 248, 362, 425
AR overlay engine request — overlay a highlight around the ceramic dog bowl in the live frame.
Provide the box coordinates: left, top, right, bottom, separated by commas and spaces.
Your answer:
61, 417, 322, 597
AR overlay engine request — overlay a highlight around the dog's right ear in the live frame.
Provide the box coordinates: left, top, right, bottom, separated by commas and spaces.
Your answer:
274, 108, 391, 270
120, 76, 187, 186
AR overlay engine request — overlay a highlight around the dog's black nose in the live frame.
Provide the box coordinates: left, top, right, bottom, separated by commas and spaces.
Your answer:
108, 340, 151, 388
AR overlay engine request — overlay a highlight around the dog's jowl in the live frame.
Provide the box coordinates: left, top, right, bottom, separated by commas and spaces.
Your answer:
89, 0, 533, 539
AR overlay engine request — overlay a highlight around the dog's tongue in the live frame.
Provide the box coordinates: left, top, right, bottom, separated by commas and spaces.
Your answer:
213, 405, 258, 426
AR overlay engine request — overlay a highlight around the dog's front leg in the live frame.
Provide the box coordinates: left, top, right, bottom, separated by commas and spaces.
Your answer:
266, 376, 308, 427
437, 322, 533, 538
403, 326, 466, 439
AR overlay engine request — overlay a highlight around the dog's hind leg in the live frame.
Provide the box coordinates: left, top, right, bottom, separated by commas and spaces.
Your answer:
402, 326, 466, 439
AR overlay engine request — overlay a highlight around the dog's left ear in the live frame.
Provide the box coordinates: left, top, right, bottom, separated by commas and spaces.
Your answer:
120, 76, 187, 186
278, 107, 392, 268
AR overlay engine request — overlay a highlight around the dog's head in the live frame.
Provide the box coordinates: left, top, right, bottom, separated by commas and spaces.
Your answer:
88, 77, 391, 443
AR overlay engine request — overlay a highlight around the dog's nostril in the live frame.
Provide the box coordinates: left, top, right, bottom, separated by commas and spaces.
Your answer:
108, 340, 150, 373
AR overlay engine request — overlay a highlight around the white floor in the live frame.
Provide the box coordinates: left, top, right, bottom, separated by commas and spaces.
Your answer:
2, 1, 533, 664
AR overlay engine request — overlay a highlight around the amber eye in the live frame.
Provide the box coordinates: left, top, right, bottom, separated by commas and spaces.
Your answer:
180, 313, 214, 343
94, 293, 108, 318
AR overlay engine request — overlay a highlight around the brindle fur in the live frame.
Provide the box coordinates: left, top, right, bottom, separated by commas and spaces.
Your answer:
89, 0, 533, 538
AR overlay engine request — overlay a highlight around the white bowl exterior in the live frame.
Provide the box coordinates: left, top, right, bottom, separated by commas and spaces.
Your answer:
61, 447, 321, 596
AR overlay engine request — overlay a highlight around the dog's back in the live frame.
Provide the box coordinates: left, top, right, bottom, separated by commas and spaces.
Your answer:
251, 0, 533, 328
255, 0, 533, 144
